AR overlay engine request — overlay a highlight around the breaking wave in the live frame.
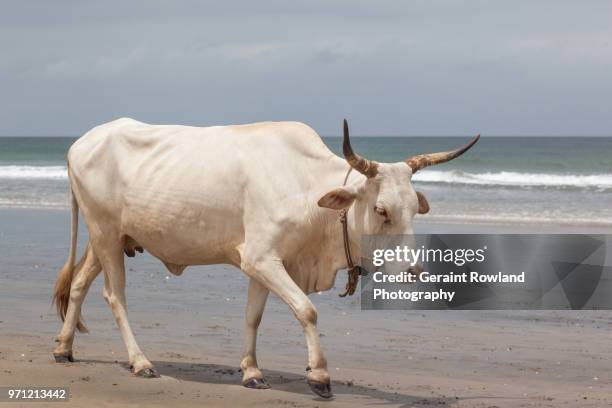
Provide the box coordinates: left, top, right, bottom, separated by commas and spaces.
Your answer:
1, 165, 612, 191
413, 170, 612, 190
0, 165, 67, 179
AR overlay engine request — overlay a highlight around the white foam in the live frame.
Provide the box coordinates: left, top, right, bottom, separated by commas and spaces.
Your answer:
0, 199, 68, 209
2, 165, 610, 189
414, 170, 612, 189
420, 213, 612, 228
0, 165, 67, 179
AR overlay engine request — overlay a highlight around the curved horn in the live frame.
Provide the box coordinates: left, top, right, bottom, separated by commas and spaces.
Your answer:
405, 133, 480, 173
343, 119, 378, 178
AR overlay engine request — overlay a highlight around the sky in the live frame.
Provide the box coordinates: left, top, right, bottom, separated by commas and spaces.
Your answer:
0, 1, 611, 136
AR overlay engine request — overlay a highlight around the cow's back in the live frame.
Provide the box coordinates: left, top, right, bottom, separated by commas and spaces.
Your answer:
67, 118, 340, 266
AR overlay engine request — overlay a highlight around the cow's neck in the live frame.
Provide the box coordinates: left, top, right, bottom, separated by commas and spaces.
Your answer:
324, 202, 362, 266
329, 164, 364, 269
319, 166, 365, 285
286, 163, 364, 294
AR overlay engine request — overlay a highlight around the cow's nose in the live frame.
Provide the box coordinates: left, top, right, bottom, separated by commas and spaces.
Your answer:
407, 263, 423, 277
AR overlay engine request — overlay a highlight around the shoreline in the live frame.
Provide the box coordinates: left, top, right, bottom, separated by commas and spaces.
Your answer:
1, 205, 611, 232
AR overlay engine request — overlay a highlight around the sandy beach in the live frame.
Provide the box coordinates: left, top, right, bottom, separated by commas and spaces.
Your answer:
0, 208, 610, 407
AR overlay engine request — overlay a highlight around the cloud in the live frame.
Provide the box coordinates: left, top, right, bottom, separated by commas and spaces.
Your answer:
0, 1, 611, 136
36, 48, 148, 79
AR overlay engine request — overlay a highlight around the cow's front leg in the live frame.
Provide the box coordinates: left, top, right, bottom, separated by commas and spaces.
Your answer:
240, 278, 270, 388
244, 257, 332, 399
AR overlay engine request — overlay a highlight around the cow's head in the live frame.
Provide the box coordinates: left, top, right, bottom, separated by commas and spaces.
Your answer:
318, 120, 479, 239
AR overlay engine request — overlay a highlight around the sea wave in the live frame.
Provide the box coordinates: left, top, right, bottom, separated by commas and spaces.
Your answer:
419, 213, 612, 228
414, 170, 612, 189
0, 165, 67, 179
0, 198, 69, 209
2, 165, 612, 190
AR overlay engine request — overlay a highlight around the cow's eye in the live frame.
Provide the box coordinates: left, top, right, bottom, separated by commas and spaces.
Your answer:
374, 205, 389, 219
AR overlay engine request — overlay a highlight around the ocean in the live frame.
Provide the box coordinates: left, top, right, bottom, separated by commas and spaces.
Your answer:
0, 136, 611, 227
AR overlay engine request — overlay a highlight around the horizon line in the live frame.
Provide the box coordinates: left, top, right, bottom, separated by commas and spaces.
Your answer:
1, 134, 612, 138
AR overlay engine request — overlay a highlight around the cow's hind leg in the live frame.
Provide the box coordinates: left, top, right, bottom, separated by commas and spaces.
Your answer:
240, 278, 270, 389
244, 257, 332, 399
54, 243, 102, 361
96, 240, 158, 378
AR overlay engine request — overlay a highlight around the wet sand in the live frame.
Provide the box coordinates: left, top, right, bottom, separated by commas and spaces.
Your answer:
1, 208, 612, 407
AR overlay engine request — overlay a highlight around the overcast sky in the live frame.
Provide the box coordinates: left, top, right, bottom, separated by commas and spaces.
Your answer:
1, 1, 611, 136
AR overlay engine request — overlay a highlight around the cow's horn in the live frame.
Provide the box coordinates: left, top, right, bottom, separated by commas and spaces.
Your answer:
405, 134, 480, 173
343, 119, 378, 178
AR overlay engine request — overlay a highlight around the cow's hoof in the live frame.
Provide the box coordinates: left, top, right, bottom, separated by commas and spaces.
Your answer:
134, 367, 160, 378
243, 378, 270, 389
53, 352, 74, 363
307, 380, 333, 399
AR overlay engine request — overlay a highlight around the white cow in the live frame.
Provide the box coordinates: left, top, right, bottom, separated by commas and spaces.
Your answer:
53, 118, 478, 398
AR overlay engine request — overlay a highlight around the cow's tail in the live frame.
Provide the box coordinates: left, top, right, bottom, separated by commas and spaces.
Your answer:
53, 187, 88, 332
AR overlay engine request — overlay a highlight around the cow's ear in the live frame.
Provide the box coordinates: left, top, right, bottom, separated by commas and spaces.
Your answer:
318, 187, 357, 210
416, 191, 430, 214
